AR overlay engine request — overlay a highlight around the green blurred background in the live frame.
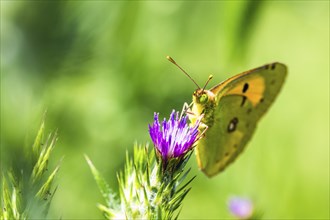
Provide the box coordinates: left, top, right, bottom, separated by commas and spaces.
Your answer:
1, 1, 329, 219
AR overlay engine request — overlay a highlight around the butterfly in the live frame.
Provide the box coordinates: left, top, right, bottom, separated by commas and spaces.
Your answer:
167, 56, 287, 177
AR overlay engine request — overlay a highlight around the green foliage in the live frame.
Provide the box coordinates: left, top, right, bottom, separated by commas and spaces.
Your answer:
86, 144, 194, 219
0, 120, 60, 219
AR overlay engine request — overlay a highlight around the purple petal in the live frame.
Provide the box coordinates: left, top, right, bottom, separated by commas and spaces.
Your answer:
148, 110, 201, 162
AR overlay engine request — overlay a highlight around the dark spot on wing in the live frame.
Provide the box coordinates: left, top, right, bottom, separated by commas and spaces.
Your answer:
242, 83, 249, 93
271, 63, 276, 70
260, 98, 264, 103
247, 108, 252, 114
224, 152, 229, 157
227, 117, 239, 133
241, 96, 247, 107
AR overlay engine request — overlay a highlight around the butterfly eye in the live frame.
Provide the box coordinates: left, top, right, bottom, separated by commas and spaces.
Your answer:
200, 94, 208, 103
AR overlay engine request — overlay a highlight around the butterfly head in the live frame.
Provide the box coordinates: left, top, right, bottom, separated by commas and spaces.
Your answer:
193, 89, 215, 104
193, 74, 215, 103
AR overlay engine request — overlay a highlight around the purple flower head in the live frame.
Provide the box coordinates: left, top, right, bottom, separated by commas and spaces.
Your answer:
228, 196, 254, 219
148, 110, 201, 163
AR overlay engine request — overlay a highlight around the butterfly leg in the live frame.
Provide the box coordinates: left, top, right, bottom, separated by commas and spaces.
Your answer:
198, 119, 208, 137
180, 102, 194, 118
181, 102, 208, 139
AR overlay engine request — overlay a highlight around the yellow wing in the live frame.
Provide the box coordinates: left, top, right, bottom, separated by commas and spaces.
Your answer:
195, 62, 287, 177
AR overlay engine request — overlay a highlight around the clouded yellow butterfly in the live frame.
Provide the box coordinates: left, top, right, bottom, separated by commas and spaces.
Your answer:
167, 56, 287, 177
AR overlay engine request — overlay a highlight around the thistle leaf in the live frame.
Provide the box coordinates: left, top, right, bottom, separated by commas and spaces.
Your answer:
85, 155, 118, 209
1, 118, 61, 219
36, 163, 60, 200
32, 119, 45, 159
31, 131, 57, 183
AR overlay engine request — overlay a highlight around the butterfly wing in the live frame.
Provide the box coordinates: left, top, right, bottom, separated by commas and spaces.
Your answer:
196, 62, 287, 177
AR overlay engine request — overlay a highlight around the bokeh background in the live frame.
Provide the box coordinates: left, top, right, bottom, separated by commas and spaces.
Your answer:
1, 1, 329, 219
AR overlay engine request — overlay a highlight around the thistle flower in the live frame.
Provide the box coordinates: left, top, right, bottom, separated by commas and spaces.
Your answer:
148, 110, 201, 164
228, 196, 254, 219
88, 109, 203, 219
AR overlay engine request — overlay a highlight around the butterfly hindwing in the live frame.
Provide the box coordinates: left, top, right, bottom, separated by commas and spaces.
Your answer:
195, 62, 287, 177
196, 95, 258, 176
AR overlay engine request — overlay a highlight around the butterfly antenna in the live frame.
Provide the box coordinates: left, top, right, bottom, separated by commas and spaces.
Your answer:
167, 56, 200, 89
202, 75, 213, 91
